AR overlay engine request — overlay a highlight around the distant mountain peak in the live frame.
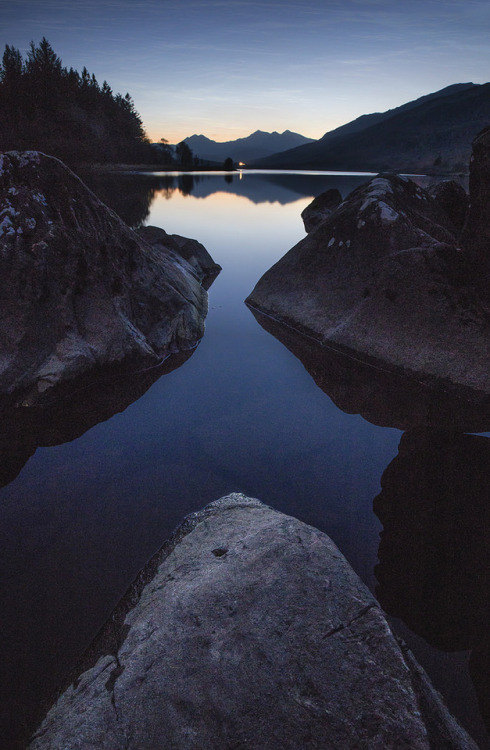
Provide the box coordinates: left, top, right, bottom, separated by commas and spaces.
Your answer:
179, 129, 315, 163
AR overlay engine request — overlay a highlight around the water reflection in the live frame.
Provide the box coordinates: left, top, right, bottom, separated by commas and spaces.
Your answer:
249, 307, 490, 741
247, 307, 490, 433
79, 170, 376, 226
374, 429, 490, 732
0, 351, 192, 491
77, 170, 157, 227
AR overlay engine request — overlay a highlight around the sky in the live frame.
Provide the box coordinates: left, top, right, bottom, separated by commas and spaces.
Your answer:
1, 0, 490, 144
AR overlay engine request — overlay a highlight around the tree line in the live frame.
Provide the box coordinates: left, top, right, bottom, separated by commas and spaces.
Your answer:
0, 38, 157, 166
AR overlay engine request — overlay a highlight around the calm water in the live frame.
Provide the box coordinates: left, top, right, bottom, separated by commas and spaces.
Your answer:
1, 170, 488, 749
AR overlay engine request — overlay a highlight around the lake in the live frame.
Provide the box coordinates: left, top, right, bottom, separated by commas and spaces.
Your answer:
1, 169, 488, 749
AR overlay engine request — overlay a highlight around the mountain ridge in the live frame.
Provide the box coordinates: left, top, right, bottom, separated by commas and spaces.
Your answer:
252, 83, 489, 173
175, 129, 315, 164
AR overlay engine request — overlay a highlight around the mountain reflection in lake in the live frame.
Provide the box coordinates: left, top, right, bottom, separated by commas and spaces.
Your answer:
1, 170, 487, 749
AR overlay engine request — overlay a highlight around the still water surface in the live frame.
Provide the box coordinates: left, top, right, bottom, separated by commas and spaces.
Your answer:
1, 170, 488, 749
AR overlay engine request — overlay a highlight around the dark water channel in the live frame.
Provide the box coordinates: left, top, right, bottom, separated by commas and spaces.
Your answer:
1, 170, 488, 749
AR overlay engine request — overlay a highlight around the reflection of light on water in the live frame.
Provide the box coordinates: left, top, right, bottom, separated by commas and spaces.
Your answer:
239, 170, 243, 180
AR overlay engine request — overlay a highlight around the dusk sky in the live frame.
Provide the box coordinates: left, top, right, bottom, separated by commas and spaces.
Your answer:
1, 0, 490, 144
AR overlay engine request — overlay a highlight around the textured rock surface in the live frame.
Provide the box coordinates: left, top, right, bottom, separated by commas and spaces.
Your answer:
30, 494, 477, 750
301, 187, 342, 232
427, 179, 468, 233
0, 151, 220, 403
461, 126, 490, 277
247, 174, 490, 395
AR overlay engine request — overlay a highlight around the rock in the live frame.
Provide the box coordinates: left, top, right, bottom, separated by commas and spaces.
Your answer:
0, 151, 220, 404
301, 187, 342, 232
30, 493, 477, 750
427, 179, 468, 234
247, 174, 490, 396
461, 126, 490, 277
136, 225, 219, 287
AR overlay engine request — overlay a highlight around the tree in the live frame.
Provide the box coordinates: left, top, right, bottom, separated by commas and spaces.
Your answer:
176, 140, 193, 169
155, 137, 174, 165
25, 37, 62, 78
0, 44, 23, 84
223, 156, 234, 171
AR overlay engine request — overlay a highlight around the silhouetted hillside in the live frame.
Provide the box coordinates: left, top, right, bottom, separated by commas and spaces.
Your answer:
0, 38, 155, 165
181, 130, 314, 164
254, 83, 490, 173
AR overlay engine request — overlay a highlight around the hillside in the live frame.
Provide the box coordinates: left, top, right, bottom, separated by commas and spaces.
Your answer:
180, 130, 314, 164
253, 83, 490, 173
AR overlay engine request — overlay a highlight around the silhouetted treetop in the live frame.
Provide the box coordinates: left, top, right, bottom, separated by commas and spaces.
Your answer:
0, 38, 154, 165
176, 140, 194, 168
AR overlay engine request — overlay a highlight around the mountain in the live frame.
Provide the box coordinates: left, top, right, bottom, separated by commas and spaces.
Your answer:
179, 130, 314, 164
252, 83, 490, 173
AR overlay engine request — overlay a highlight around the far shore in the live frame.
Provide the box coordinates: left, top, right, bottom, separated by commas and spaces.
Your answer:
79, 162, 469, 177
80, 163, 234, 173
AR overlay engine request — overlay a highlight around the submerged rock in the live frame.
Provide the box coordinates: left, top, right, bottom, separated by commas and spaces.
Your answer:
30, 494, 477, 749
0, 151, 220, 404
247, 173, 490, 396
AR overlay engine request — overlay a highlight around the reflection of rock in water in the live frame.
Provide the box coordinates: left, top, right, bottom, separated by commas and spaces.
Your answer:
247, 307, 490, 433
374, 429, 490, 731
77, 170, 157, 227
0, 350, 192, 491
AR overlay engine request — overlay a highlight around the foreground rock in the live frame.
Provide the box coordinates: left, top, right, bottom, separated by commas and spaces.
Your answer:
0, 151, 220, 405
30, 494, 477, 749
247, 172, 490, 396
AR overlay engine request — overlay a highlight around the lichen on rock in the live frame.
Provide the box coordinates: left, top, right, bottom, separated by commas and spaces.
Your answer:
0, 151, 220, 404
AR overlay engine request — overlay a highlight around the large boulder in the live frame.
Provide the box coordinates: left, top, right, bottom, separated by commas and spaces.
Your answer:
0, 151, 220, 404
30, 494, 477, 749
247, 174, 490, 395
461, 126, 490, 277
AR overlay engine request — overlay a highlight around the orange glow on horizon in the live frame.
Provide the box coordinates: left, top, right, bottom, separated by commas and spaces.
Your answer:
145, 124, 323, 144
